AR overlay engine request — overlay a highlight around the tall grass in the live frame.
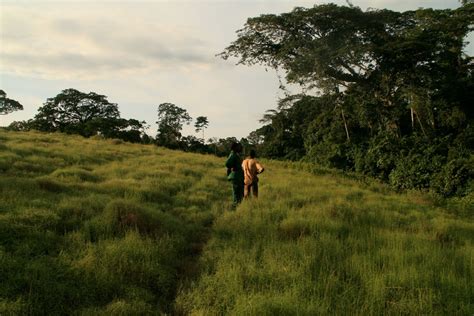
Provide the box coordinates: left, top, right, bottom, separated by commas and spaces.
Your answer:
1, 130, 472, 314
0, 130, 229, 314
176, 163, 473, 315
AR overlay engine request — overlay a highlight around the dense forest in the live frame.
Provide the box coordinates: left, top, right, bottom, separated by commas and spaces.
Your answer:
2, 3, 473, 197
222, 3, 474, 198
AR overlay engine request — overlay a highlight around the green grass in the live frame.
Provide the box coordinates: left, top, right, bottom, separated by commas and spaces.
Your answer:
176, 166, 473, 315
0, 130, 228, 314
0, 130, 473, 315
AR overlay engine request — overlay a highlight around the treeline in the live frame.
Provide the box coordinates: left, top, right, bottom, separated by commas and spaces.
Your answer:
221, 3, 474, 197
2, 88, 251, 156
7, 89, 150, 143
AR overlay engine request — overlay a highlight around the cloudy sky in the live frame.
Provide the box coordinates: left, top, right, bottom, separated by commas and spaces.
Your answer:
1, 0, 471, 139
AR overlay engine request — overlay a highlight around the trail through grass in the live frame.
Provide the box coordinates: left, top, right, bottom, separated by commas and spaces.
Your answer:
176, 163, 473, 315
0, 131, 229, 314
1, 130, 472, 315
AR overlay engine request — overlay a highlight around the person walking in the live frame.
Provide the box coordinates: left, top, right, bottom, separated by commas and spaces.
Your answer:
225, 142, 244, 208
242, 149, 264, 198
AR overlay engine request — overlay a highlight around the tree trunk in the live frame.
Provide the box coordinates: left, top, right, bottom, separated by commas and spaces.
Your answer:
341, 108, 350, 142
414, 109, 427, 137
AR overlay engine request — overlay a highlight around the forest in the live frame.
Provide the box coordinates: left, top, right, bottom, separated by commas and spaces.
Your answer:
221, 3, 474, 198
2, 3, 473, 197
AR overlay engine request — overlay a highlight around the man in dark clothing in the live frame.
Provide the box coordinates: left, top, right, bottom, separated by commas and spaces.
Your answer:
225, 142, 244, 208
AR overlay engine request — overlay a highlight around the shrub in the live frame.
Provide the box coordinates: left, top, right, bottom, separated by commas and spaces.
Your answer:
389, 153, 444, 191
431, 157, 473, 197
305, 141, 353, 170
0, 298, 26, 315
353, 132, 400, 180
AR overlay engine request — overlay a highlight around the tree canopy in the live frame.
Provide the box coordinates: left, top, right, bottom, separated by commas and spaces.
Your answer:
11, 88, 147, 143
221, 4, 473, 93
0, 90, 24, 115
156, 103, 192, 148
194, 116, 209, 140
33, 89, 120, 134
223, 4, 474, 196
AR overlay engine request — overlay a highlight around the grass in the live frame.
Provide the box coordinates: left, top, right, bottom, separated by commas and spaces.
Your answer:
175, 163, 473, 315
0, 130, 228, 314
0, 130, 473, 315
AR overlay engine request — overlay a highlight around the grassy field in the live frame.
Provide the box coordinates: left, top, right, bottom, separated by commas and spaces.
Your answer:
0, 130, 473, 315
0, 130, 228, 314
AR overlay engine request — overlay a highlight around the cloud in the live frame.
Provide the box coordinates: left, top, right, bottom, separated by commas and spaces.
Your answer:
0, 3, 217, 80
3, 0, 461, 81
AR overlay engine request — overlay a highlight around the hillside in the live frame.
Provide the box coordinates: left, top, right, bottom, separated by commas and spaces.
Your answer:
0, 130, 472, 315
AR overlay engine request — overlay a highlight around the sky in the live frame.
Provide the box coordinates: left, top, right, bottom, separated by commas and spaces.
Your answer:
1, 0, 472, 140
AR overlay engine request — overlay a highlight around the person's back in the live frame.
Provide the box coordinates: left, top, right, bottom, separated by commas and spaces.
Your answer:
242, 158, 262, 185
242, 150, 264, 198
226, 149, 244, 180
225, 142, 244, 207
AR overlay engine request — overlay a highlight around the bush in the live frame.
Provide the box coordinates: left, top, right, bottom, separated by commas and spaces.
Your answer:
431, 157, 474, 197
0, 298, 26, 315
305, 141, 353, 170
353, 132, 400, 180
389, 152, 444, 191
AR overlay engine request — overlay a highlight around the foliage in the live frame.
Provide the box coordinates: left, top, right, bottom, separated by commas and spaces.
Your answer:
6, 120, 34, 132
0, 90, 23, 115
5, 91, 215, 151
156, 103, 192, 149
431, 157, 474, 197
224, 4, 474, 196
207, 136, 255, 157
180, 135, 209, 153
25, 88, 148, 143
33, 88, 120, 134
194, 116, 209, 141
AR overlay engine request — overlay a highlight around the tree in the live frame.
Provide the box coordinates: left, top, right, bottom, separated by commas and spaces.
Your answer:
220, 3, 474, 196
247, 130, 265, 146
0, 90, 23, 115
156, 103, 192, 148
194, 116, 209, 141
28, 89, 146, 143
7, 120, 33, 131
181, 135, 210, 153
220, 4, 474, 135
33, 88, 121, 136
86, 117, 148, 143
207, 137, 239, 157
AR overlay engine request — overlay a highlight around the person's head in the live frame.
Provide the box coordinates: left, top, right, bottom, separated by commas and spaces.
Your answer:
231, 142, 242, 153
249, 149, 256, 158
